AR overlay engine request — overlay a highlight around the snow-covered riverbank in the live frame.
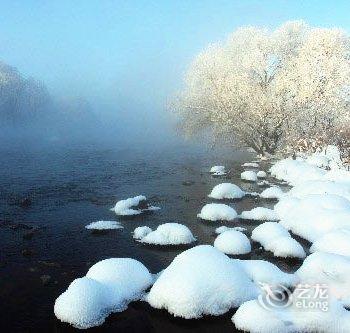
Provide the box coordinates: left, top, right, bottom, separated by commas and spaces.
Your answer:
52, 145, 350, 332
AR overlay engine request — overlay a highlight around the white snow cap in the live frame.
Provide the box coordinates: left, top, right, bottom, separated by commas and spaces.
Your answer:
197, 203, 237, 222
260, 186, 285, 200
297, 252, 350, 307
236, 259, 299, 288
85, 221, 123, 230
54, 258, 152, 329
252, 222, 306, 258
215, 226, 247, 234
240, 207, 279, 221
214, 230, 251, 255
257, 170, 267, 178
233, 297, 350, 333
133, 226, 152, 240
138, 223, 196, 246
111, 195, 160, 216
310, 228, 350, 257
242, 162, 259, 168
241, 170, 258, 182
146, 245, 259, 318
208, 183, 245, 200
288, 180, 350, 201
210, 165, 226, 175
277, 194, 350, 242
210, 165, 225, 173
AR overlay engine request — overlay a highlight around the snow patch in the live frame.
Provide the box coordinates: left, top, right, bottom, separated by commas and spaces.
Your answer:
240, 207, 279, 221
111, 195, 160, 216
85, 221, 123, 230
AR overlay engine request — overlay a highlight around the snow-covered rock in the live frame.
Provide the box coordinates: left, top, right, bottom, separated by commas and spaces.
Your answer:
260, 186, 285, 200
252, 222, 306, 259
197, 203, 237, 222
215, 226, 247, 234
85, 221, 123, 230
240, 207, 279, 221
310, 228, 350, 257
111, 195, 160, 216
242, 162, 259, 168
208, 183, 245, 200
210, 165, 226, 175
236, 260, 298, 288
241, 170, 258, 182
277, 194, 350, 242
133, 226, 152, 240
145, 245, 259, 318
214, 230, 251, 255
256, 170, 267, 178
233, 297, 350, 333
138, 223, 196, 246
54, 258, 152, 329
297, 252, 350, 307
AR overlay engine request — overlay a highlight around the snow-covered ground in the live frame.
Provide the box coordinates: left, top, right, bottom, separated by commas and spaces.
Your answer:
241, 170, 258, 182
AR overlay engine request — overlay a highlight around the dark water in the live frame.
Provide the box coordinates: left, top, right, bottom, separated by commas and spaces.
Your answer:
0, 143, 305, 332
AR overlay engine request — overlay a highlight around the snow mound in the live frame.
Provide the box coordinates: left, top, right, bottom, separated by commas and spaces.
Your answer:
270, 158, 326, 185
241, 170, 257, 182
54, 258, 152, 329
240, 207, 279, 221
111, 195, 160, 216
133, 226, 152, 240
242, 162, 259, 168
215, 226, 247, 234
277, 194, 350, 242
85, 221, 123, 230
197, 203, 237, 222
288, 180, 350, 201
236, 259, 298, 288
214, 230, 251, 255
210, 165, 226, 175
233, 297, 350, 333
252, 222, 305, 258
310, 228, 350, 257
208, 183, 245, 199
138, 223, 196, 245
260, 186, 285, 200
257, 170, 267, 178
145, 245, 259, 318
297, 252, 350, 307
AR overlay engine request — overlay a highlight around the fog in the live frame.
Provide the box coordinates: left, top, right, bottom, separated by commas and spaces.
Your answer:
1, 1, 348, 152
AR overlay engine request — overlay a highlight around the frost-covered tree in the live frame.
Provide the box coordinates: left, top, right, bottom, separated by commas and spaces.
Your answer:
174, 21, 350, 155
